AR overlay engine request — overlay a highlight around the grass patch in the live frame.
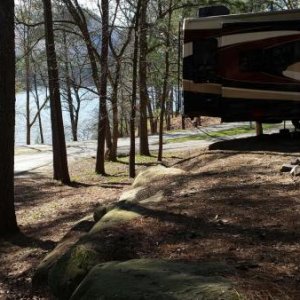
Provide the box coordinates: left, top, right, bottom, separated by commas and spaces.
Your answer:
165, 124, 281, 144
15, 147, 40, 155
70, 152, 187, 183
70, 155, 162, 183
118, 155, 158, 165
165, 126, 254, 143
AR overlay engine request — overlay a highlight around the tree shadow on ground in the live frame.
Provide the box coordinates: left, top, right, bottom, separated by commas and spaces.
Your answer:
209, 133, 300, 153
118, 201, 300, 244
98, 182, 131, 189
68, 181, 93, 188
0, 232, 56, 252
14, 172, 96, 210
106, 192, 300, 298
116, 159, 158, 167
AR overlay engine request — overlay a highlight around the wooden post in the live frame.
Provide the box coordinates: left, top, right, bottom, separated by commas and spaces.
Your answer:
182, 116, 185, 130
256, 122, 263, 136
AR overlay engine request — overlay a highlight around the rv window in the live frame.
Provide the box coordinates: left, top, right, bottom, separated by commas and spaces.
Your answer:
193, 38, 218, 82
264, 41, 300, 76
240, 49, 264, 72
240, 41, 300, 75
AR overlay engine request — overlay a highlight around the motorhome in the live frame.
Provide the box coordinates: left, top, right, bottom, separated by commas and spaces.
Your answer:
183, 6, 300, 128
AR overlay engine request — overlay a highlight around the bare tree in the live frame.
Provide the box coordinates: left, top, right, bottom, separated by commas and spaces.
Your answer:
129, 0, 142, 178
43, 0, 71, 184
158, 0, 173, 162
62, 0, 110, 175
139, 0, 151, 156
96, 0, 110, 174
108, 1, 134, 161
0, 0, 19, 235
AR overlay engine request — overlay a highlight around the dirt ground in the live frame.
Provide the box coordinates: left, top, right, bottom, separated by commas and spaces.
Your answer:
0, 134, 300, 299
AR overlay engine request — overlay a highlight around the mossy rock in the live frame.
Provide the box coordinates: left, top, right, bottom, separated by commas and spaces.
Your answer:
48, 205, 144, 299
93, 203, 116, 222
139, 190, 164, 204
90, 205, 142, 235
33, 217, 94, 286
133, 165, 186, 188
70, 259, 241, 300
48, 243, 101, 299
119, 186, 146, 202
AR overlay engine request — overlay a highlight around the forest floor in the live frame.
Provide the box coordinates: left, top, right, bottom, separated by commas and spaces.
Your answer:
1, 134, 300, 299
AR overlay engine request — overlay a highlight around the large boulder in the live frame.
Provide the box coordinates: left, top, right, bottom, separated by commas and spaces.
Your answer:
37, 165, 189, 299
117, 165, 186, 205
90, 204, 143, 234
48, 243, 100, 299
132, 165, 186, 189
70, 259, 239, 300
33, 216, 94, 286
48, 203, 144, 299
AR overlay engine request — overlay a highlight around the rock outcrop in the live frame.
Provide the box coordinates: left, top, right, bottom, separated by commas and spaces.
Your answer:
34, 165, 242, 299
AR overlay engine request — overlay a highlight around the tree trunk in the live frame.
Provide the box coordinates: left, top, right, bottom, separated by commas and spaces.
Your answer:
0, 0, 19, 235
176, 20, 182, 116
43, 0, 70, 184
25, 39, 31, 145
110, 65, 121, 161
33, 73, 45, 144
139, 0, 150, 156
62, 0, 107, 174
158, 0, 172, 161
72, 85, 81, 142
147, 99, 157, 134
62, 31, 77, 142
166, 89, 171, 131
105, 118, 113, 160
124, 116, 129, 136
129, 0, 141, 178
95, 0, 109, 174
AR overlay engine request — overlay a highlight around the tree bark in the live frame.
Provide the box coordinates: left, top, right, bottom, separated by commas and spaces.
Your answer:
139, 0, 150, 156
148, 99, 157, 134
33, 73, 45, 144
129, 0, 142, 178
25, 36, 31, 145
95, 0, 109, 174
0, 0, 19, 235
166, 89, 171, 131
62, 31, 77, 142
109, 65, 121, 161
105, 118, 113, 160
43, 0, 70, 184
158, 0, 173, 161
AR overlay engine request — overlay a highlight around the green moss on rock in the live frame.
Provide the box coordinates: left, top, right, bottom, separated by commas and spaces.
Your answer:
90, 206, 142, 235
48, 244, 100, 299
47, 205, 144, 299
133, 165, 186, 188
70, 259, 241, 300
33, 217, 94, 287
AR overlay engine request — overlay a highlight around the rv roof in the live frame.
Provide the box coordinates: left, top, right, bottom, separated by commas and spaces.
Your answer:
184, 9, 300, 30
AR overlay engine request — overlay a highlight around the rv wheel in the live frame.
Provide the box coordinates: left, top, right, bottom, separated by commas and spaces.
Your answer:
292, 120, 300, 129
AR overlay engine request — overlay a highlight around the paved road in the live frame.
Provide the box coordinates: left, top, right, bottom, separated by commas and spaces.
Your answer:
14, 122, 284, 175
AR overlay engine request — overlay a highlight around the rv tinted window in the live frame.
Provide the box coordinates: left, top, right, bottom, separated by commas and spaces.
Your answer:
264, 41, 300, 76
240, 49, 264, 72
193, 39, 218, 82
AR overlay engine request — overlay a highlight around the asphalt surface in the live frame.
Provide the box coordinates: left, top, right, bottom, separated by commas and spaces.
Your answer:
14, 122, 285, 175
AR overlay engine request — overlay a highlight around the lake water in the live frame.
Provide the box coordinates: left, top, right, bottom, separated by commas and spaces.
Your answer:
15, 89, 99, 145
